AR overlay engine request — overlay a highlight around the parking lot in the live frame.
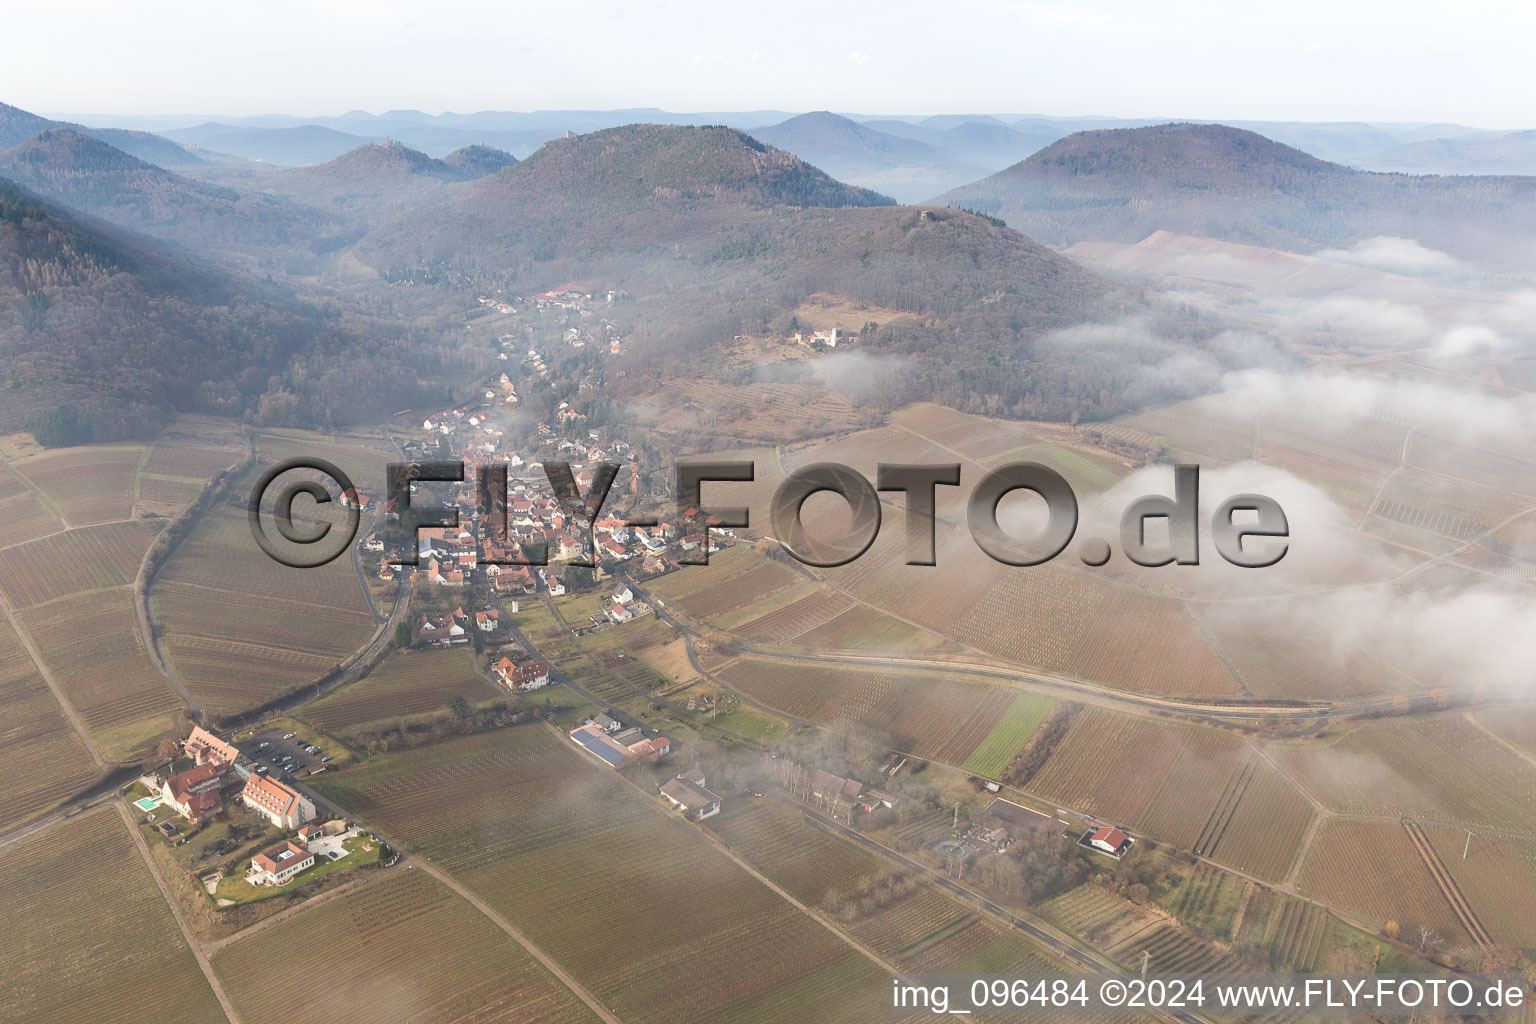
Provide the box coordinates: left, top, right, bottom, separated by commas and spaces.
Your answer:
235, 730, 335, 781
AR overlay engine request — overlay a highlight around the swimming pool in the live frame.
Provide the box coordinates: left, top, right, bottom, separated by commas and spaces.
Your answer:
134, 796, 163, 811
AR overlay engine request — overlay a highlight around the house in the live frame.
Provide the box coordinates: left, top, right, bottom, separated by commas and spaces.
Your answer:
495, 657, 550, 691
250, 840, 315, 885
242, 774, 316, 830
607, 602, 633, 624
660, 772, 723, 821
612, 585, 634, 605
810, 770, 866, 818
160, 762, 229, 822
183, 726, 240, 767
1087, 826, 1134, 858
592, 712, 624, 734
474, 609, 500, 632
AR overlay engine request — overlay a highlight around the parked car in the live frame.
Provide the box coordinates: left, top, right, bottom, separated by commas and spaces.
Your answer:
255, 765, 269, 775
282, 732, 295, 739
320, 756, 332, 762
256, 741, 268, 749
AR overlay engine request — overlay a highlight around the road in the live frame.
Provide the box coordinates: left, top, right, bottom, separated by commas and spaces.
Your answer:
622, 571, 1502, 733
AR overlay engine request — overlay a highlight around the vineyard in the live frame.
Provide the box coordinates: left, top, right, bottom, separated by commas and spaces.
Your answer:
1026, 709, 1312, 878
5, 444, 145, 526
1194, 598, 1412, 698
732, 590, 852, 642
1269, 718, 1536, 832
0, 458, 65, 545
1229, 883, 1330, 970
0, 621, 100, 832
1477, 707, 1536, 759
0, 519, 161, 607
714, 656, 1027, 766
212, 868, 601, 1024
946, 566, 1242, 696
708, 799, 889, 905
17, 586, 183, 748
1295, 819, 1465, 942
963, 693, 1054, 778
1045, 883, 1247, 975
312, 725, 891, 1024
1421, 825, 1536, 949
306, 647, 497, 730
0, 807, 224, 1024
153, 504, 375, 712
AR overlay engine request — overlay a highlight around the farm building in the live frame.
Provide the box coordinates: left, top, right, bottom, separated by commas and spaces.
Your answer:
250, 840, 315, 885
1085, 826, 1134, 858
569, 723, 672, 768
659, 771, 722, 821
242, 774, 316, 830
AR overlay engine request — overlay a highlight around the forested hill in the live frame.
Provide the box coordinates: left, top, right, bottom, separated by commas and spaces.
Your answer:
361, 124, 1227, 423
938, 122, 1536, 265
0, 128, 344, 256
0, 179, 473, 443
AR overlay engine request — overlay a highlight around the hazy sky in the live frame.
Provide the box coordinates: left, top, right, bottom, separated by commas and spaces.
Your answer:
7, 0, 1534, 127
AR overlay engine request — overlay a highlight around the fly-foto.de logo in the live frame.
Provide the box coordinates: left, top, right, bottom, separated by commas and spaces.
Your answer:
248, 459, 1289, 571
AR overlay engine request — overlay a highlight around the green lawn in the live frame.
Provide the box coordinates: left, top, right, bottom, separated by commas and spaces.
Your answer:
963, 693, 1054, 778
213, 835, 382, 905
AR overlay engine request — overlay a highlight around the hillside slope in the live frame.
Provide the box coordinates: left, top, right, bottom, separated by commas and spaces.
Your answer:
938, 123, 1536, 265
0, 129, 344, 256
361, 124, 1224, 422
751, 111, 983, 201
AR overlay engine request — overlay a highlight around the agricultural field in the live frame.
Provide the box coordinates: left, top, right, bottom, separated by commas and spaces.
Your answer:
0, 620, 100, 832
17, 586, 183, 756
211, 868, 601, 1024
1194, 596, 1417, 698
1295, 820, 1466, 943
0, 518, 161, 607
1477, 706, 1536, 759
1045, 883, 1248, 975
1026, 709, 1313, 880
136, 417, 246, 518
946, 565, 1242, 696
312, 724, 892, 1024
1420, 824, 1536, 949
709, 798, 890, 905
305, 646, 496, 731
1269, 717, 1536, 832
0, 455, 66, 546
2, 443, 145, 526
963, 693, 1054, 778
713, 656, 1031, 766
851, 884, 1058, 980
0, 807, 225, 1024
153, 503, 376, 713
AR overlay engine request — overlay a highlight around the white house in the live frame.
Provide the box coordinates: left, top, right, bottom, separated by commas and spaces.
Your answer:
250, 840, 315, 885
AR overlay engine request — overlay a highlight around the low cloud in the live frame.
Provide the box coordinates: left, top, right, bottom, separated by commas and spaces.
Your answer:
1316, 236, 1466, 277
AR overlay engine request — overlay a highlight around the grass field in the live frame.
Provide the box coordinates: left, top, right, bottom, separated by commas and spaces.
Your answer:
306, 646, 496, 731
212, 867, 601, 1024
0, 620, 100, 832
312, 724, 892, 1024
0, 807, 226, 1023
963, 693, 1054, 778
